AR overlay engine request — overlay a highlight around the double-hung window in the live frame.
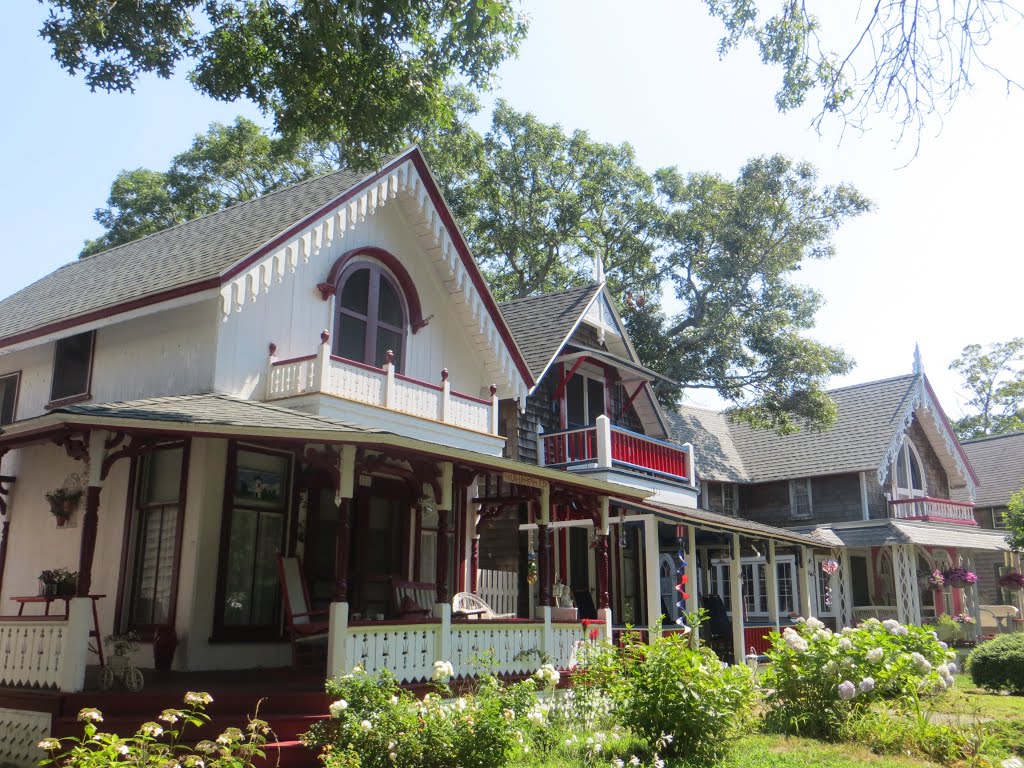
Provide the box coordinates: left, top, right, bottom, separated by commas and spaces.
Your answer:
123, 445, 186, 632
789, 478, 813, 519
0, 372, 19, 425
50, 331, 95, 404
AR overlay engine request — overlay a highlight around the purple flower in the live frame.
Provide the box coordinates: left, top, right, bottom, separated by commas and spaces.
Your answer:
838, 681, 856, 701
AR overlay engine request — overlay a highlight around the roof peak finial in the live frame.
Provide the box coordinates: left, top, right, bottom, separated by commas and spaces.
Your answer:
913, 343, 923, 375
593, 253, 605, 284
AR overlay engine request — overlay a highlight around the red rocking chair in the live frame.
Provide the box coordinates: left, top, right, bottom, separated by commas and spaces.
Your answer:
277, 554, 330, 666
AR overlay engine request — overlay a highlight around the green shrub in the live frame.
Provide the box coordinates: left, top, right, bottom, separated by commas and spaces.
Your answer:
762, 616, 955, 740
967, 633, 1024, 694
302, 663, 536, 768
38, 691, 267, 767
612, 632, 756, 766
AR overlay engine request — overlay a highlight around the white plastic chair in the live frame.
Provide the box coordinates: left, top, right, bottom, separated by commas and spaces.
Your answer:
452, 591, 515, 620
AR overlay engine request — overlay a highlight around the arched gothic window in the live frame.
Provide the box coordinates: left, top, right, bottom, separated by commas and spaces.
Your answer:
334, 263, 407, 371
892, 439, 926, 499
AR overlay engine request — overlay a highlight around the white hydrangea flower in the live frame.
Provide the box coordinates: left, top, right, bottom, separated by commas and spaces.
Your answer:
785, 632, 809, 653
184, 692, 214, 706
806, 617, 825, 631
329, 699, 349, 718
867, 647, 884, 663
38, 738, 61, 751
432, 660, 455, 681
858, 677, 875, 693
77, 708, 104, 723
838, 637, 852, 651
139, 722, 164, 737
360, 720, 373, 732
911, 652, 932, 672
838, 681, 856, 700
881, 619, 900, 632
630, 757, 641, 766
1000, 757, 1024, 768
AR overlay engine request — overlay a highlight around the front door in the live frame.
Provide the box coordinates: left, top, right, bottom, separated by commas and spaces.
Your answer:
352, 480, 410, 618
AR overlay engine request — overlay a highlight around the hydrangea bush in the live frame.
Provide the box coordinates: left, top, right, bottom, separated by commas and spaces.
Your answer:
38, 692, 269, 767
762, 617, 956, 739
302, 663, 536, 768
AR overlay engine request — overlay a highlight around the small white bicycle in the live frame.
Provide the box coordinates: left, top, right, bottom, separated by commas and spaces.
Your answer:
100, 634, 145, 692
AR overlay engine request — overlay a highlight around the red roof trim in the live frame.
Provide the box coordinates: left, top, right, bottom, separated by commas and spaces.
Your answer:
0, 148, 535, 390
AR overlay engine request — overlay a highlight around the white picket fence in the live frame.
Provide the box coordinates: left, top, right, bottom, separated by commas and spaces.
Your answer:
0, 600, 92, 691
478, 569, 518, 616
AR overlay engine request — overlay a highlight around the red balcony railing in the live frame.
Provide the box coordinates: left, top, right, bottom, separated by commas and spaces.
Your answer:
541, 418, 692, 485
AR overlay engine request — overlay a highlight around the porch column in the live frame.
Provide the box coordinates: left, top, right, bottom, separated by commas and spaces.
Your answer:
0, 469, 13, 601
436, 507, 451, 604
834, 547, 855, 629
596, 497, 612, 640
644, 517, 661, 638
685, 524, 698, 614
729, 533, 745, 665
766, 540, 780, 634
537, 483, 553, 607
799, 547, 814, 619
891, 544, 922, 627
77, 431, 108, 597
333, 445, 357, 601
961, 552, 980, 635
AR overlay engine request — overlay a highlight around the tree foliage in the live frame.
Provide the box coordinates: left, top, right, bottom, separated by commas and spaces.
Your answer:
39, 0, 527, 167
80, 117, 336, 257
80, 104, 868, 431
701, 1, 1024, 141
948, 337, 1024, 440
652, 155, 868, 432
1007, 487, 1024, 552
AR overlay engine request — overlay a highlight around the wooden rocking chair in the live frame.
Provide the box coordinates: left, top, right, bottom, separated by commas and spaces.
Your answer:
277, 554, 329, 666
452, 592, 515, 620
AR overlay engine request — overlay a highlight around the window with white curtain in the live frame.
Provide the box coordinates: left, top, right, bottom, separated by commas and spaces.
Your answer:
125, 446, 185, 629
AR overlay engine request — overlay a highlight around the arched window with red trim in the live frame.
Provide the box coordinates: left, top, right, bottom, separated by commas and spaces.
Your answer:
334, 262, 408, 371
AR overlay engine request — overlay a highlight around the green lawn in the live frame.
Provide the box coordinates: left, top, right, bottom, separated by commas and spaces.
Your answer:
929, 674, 1024, 722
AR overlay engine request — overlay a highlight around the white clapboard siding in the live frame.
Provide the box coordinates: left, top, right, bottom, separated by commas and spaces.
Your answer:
477, 569, 518, 616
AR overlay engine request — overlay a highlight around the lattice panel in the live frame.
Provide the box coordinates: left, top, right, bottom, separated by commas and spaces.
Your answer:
834, 549, 853, 629
0, 707, 50, 767
892, 545, 921, 626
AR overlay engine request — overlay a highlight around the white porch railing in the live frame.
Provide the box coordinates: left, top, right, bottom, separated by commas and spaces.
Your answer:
852, 606, 900, 622
266, 345, 499, 435
329, 606, 584, 684
477, 569, 518, 616
0, 600, 92, 691
889, 497, 976, 524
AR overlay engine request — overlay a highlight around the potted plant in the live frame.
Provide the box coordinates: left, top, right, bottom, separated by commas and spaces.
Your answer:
918, 568, 945, 591
40, 568, 78, 596
38, 569, 59, 596
45, 487, 82, 525
998, 571, 1024, 591
942, 566, 978, 589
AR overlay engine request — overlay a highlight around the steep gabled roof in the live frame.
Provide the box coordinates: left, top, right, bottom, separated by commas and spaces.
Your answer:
673, 374, 977, 495
961, 431, 1024, 507
0, 148, 534, 397
499, 284, 603, 381
0, 165, 368, 346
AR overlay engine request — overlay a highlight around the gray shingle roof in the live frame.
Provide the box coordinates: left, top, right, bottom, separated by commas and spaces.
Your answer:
51, 393, 380, 434
672, 375, 920, 483
499, 284, 601, 380
803, 520, 1010, 551
961, 431, 1024, 507
0, 163, 382, 345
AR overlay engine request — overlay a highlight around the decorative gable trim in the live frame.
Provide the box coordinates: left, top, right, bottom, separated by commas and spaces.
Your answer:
877, 375, 978, 499
213, 148, 532, 403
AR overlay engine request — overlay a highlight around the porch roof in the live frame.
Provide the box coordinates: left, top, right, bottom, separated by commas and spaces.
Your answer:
617, 498, 825, 547
0, 394, 651, 500
804, 520, 1011, 552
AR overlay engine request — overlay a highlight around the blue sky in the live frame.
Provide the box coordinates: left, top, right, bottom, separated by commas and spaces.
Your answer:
3, 1, 1023, 417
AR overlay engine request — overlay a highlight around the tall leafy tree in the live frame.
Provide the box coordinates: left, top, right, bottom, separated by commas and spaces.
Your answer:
38, 0, 527, 166
949, 338, 1024, 440
652, 156, 868, 432
1006, 487, 1024, 552
80, 117, 336, 256
701, 1, 1024, 141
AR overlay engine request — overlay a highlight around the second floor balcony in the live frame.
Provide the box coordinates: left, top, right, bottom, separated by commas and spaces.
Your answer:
888, 496, 977, 525
265, 339, 502, 455
540, 415, 696, 502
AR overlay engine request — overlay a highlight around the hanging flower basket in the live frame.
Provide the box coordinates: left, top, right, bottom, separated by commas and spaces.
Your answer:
942, 567, 978, 589
918, 569, 945, 591
45, 487, 82, 525
998, 571, 1024, 591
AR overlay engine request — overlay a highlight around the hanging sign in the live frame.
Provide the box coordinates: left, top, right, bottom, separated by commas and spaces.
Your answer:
502, 471, 546, 489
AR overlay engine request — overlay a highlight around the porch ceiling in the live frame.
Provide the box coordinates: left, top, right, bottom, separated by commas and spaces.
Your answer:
0, 394, 649, 501
806, 520, 1011, 551
618, 498, 825, 547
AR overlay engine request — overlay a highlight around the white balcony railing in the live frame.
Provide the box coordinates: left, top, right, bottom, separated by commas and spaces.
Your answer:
540, 415, 693, 486
266, 340, 499, 435
0, 599, 91, 691
888, 497, 977, 524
